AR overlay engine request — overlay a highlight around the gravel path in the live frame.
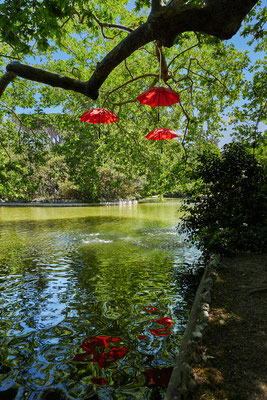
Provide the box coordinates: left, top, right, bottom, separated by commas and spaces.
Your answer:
191, 253, 267, 400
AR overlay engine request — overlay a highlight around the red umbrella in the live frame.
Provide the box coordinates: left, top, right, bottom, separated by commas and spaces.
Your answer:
80, 108, 118, 138
138, 86, 180, 107
146, 128, 179, 141
146, 128, 179, 153
138, 86, 180, 121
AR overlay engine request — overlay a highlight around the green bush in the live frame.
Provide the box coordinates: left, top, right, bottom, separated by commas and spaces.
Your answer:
180, 142, 267, 256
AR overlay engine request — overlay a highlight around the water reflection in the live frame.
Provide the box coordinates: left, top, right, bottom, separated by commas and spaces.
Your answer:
0, 202, 202, 399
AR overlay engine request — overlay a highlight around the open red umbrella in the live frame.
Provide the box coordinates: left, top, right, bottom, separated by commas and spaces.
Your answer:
146, 128, 179, 140
138, 87, 180, 121
146, 128, 179, 153
138, 87, 180, 107
80, 108, 118, 138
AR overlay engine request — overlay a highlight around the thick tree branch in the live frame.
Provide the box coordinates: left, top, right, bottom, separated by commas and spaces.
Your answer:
151, 0, 165, 13
5, 61, 88, 96
85, 22, 153, 98
148, 0, 258, 47
0, 0, 258, 100
0, 71, 17, 97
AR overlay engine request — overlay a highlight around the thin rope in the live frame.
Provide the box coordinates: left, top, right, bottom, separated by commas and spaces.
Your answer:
99, 90, 102, 108
159, 46, 162, 83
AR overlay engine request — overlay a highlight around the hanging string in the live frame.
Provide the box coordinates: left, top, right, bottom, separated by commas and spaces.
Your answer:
157, 43, 162, 122
158, 45, 162, 84
99, 90, 101, 139
99, 89, 102, 109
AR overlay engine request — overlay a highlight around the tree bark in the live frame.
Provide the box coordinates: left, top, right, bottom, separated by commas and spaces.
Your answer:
0, 0, 258, 100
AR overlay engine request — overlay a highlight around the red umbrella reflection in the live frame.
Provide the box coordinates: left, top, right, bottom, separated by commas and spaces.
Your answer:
144, 366, 173, 388
80, 108, 118, 138
149, 328, 172, 336
144, 306, 158, 312
82, 336, 121, 350
152, 316, 173, 327
149, 315, 173, 336
92, 377, 107, 385
73, 336, 128, 369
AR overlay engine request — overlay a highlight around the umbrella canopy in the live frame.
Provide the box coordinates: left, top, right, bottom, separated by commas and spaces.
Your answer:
146, 128, 179, 141
138, 86, 180, 107
80, 108, 118, 124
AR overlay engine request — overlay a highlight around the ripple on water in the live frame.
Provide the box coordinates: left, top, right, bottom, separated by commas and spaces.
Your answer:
0, 206, 201, 399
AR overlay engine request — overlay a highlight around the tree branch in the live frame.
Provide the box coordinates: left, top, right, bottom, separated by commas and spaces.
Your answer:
168, 35, 201, 69
0, 71, 17, 96
0, 137, 12, 161
151, 0, 165, 13
92, 13, 133, 40
85, 22, 153, 98
148, 0, 258, 46
0, 53, 21, 61
5, 61, 89, 96
103, 73, 158, 106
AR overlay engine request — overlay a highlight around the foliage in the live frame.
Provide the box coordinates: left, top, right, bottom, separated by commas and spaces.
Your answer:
241, 1, 266, 49
0, 2, 265, 202
180, 143, 267, 256
229, 63, 267, 162
31, 155, 80, 201
0, 112, 48, 201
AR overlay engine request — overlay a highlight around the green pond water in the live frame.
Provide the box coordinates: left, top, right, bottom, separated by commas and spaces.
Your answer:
0, 200, 202, 400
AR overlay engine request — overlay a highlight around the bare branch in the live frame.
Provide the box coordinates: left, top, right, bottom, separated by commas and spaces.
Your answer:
0, 100, 24, 126
124, 59, 134, 79
86, 22, 153, 98
190, 57, 229, 91
112, 98, 137, 107
0, 137, 12, 161
99, 22, 133, 33
92, 13, 133, 38
168, 36, 201, 69
103, 73, 158, 105
0, 54, 21, 61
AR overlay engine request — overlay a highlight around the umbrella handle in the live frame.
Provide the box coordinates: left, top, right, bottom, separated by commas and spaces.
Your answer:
99, 125, 101, 139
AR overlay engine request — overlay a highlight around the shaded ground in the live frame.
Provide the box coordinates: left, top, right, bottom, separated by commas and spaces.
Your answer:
192, 253, 267, 400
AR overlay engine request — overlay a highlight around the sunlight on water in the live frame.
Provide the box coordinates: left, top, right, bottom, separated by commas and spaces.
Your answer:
0, 201, 202, 399
0, 200, 183, 223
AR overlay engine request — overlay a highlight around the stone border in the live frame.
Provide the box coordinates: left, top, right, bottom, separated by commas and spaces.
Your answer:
164, 254, 220, 400
0, 200, 139, 207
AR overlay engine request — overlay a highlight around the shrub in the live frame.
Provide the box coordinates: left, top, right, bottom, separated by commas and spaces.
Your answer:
180, 142, 267, 256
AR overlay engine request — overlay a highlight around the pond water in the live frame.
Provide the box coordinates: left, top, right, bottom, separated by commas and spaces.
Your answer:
0, 200, 202, 400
